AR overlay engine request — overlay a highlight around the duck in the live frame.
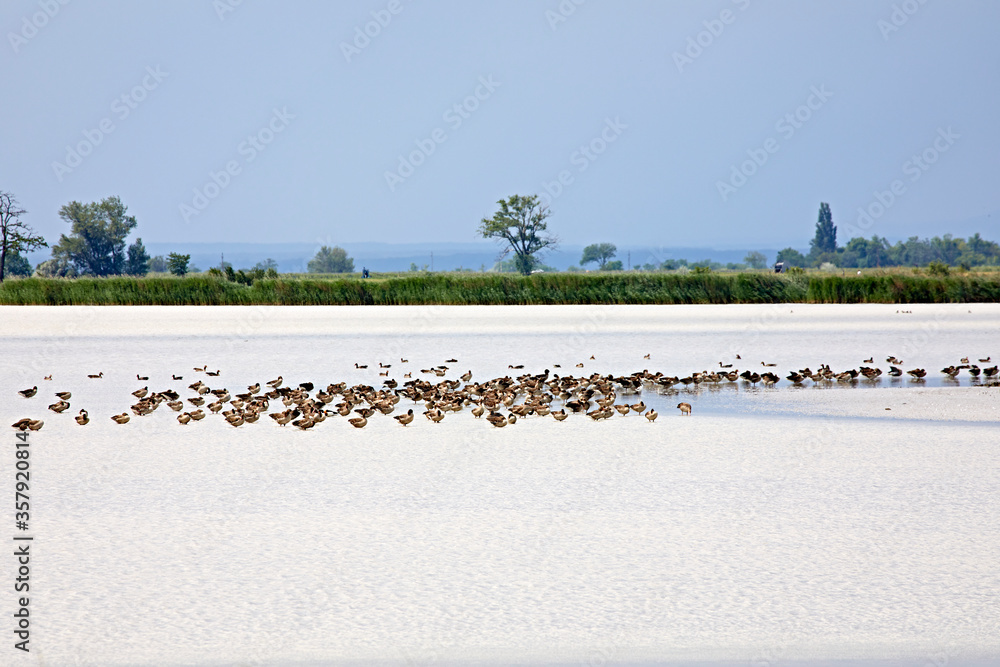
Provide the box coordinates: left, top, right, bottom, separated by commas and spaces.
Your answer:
18, 386, 38, 398
75, 409, 89, 426
348, 416, 367, 428
48, 400, 70, 413
677, 402, 692, 416
55, 391, 72, 400
394, 409, 415, 426
111, 413, 130, 424
644, 409, 658, 422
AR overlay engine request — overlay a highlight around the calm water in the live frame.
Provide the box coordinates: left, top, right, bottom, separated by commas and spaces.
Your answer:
2, 304, 998, 666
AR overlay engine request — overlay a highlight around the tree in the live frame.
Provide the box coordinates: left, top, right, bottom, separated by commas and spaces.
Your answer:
604, 260, 624, 271
308, 245, 354, 273
581, 243, 617, 270
743, 251, 767, 269
809, 202, 837, 259
253, 258, 279, 271
124, 237, 150, 275
149, 255, 168, 272
479, 194, 556, 276
0, 191, 47, 282
167, 253, 190, 276
4, 252, 32, 277
776, 247, 807, 268
51, 196, 137, 276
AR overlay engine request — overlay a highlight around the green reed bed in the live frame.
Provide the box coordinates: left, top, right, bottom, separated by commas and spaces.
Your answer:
1, 273, 998, 306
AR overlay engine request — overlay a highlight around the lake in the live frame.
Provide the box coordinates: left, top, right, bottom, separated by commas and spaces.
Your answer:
2, 304, 998, 666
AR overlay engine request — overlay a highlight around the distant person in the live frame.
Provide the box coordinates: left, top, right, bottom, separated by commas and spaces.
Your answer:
362, 267, 369, 279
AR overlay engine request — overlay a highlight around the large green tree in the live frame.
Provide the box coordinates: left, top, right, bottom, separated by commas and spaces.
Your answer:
479, 194, 556, 276
167, 253, 190, 276
308, 246, 354, 273
809, 202, 837, 260
581, 243, 617, 270
125, 237, 150, 275
0, 191, 47, 282
51, 196, 137, 276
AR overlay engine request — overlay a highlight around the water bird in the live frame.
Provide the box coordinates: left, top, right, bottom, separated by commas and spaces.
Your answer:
888, 366, 902, 377
194, 365, 206, 372
177, 412, 192, 425
761, 361, 777, 367
43, 375, 52, 381
172, 374, 183, 380
979, 357, 991, 363
354, 363, 368, 369
189, 409, 206, 421
863, 357, 873, 363
394, 409, 414, 426
267, 376, 282, 388
111, 413, 130, 424
299, 382, 314, 391
551, 409, 568, 421
132, 387, 148, 398
137, 374, 149, 381
719, 362, 732, 368
906, 368, 927, 379
206, 370, 221, 376
644, 409, 658, 422
445, 358, 458, 363
982, 366, 998, 378
87, 372, 103, 378
348, 416, 367, 428
960, 357, 969, 364
48, 400, 70, 413
25, 419, 44, 431
677, 402, 692, 416
11, 418, 32, 431
400, 358, 408, 363
75, 409, 89, 425
19, 386, 38, 398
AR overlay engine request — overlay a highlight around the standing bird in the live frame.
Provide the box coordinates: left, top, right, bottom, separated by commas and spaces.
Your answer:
644, 409, 658, 422
394, 409, 415, 426
677, 402, 692, 416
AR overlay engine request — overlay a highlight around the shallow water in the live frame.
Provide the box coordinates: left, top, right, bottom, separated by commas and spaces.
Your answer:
2, 304, 998, 666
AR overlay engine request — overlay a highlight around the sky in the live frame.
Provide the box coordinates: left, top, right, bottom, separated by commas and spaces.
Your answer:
3, 0, 999, 254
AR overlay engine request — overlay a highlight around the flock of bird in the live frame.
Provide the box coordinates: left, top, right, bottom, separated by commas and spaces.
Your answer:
10, 354, 996, 432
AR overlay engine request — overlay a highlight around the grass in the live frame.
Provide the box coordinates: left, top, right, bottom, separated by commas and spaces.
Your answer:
2, 272, 1000, 305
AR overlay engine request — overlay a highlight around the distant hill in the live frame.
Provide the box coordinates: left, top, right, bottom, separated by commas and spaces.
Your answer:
134, 242, 792, 273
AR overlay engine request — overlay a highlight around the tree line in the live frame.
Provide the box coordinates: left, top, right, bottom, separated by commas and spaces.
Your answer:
776, 202, 1000, 269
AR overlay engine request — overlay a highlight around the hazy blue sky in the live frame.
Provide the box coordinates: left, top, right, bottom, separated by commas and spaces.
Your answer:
3, 0, 998, 251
